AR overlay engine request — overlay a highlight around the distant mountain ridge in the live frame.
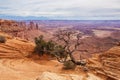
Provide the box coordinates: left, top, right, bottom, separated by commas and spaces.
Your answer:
1, 14, 120, 21
0, 14, 49, 20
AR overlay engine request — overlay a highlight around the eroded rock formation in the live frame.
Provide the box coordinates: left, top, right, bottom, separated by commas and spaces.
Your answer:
0, 19, 40, 41
88, 46, 120, 80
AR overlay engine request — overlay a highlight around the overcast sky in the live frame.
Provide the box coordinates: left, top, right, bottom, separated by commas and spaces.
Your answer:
0, 0, 120, 20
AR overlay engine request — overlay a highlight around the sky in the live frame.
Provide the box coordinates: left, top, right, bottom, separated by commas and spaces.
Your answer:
0, 0, 120, 20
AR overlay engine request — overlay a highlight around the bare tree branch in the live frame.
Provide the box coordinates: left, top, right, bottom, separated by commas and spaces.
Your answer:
53, 29, 87, 66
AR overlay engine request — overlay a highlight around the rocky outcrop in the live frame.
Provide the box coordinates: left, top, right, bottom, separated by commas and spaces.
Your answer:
88, 46, 120, 80
0, 32, 35, 58
0, 19, 41, 41
0, 19, 24, 32
99, 46, 120, 80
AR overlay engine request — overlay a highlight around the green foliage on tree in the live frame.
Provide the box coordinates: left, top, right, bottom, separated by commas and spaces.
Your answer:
46, 40, 55, 54
34, 35, 68, 58
0, 35, 6, 43
34, 35, 46, 55
34, 35, 56, 56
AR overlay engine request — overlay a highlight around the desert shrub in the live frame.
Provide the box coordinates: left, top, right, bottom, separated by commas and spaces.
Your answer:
34, 35, 47, 55
0, 35, 6, 43
34, 35, 56, 56
63, 60, 76, 70
45, 40, 55, 54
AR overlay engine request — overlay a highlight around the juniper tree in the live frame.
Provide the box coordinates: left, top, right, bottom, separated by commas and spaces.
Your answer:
53, 29, 87, 66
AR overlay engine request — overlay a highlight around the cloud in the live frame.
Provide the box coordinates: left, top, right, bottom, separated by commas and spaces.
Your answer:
0, 0, 120, 20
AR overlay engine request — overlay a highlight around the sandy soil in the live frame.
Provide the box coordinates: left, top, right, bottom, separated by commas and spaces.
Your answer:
0, 58, 104, 80
0, 58, 64, 80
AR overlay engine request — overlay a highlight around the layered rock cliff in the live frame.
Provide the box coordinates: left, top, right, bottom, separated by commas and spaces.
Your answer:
88, 46, 120, 80
0, 32, 35, 58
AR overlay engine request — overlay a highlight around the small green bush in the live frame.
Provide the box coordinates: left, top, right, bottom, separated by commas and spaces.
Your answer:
63, 60, 76, 70
0, 35, 6, 43
34, 35, 56, 56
